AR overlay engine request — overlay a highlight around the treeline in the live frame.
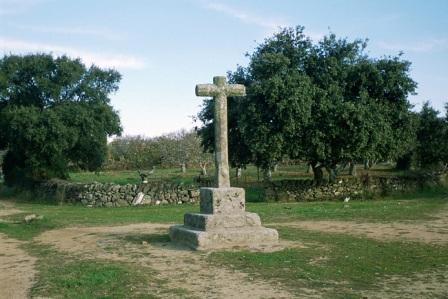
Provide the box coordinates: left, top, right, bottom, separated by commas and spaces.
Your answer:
105, 129, 212, 174
1, 27, 447, 188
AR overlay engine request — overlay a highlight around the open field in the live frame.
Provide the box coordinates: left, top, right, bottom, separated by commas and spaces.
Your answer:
68, 163, 405, 186
1, 187, 447, 298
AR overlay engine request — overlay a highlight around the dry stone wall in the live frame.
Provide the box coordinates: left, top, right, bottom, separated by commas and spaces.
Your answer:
33, 173, 446, 207
264, 174, 446, 202
37, 180, 200, 207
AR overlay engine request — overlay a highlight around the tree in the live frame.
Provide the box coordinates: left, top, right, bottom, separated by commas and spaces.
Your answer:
107, 136, 161, 170
197, 27, 314, 180
302, 35, 417, 183
157, 129, 212, 173
196, 26, 417, 184
414, 102, 448, 170
0, 54, 122, 186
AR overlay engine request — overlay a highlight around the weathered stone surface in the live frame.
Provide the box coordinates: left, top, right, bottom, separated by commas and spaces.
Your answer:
195, 76, 245, 188
171, 186, 278, 250
184, 212, 261, 230
169, 225, 278, 250
199, 187, 245, 214
132, 192, 144, 206
170, 76, 277, 250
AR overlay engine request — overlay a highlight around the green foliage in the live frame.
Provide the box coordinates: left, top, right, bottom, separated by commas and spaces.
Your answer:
415, 102, 448, 169
0, 54, 122, 186
197, 26, 417, 183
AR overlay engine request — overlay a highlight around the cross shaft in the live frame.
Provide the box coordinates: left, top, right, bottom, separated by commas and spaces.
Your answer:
195, 76, 246, 188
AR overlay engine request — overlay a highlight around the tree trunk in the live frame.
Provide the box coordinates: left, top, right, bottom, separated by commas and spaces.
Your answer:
273, 164, 278, 172
236, 167, 242, 178
364, 159, 370, 170
200, 165, 207, 176
262, 167, 272, 182
257, 167, 260, 182
181, 163, 186, 173
312, 164, 324, 186
235, 167, 242, 184
349, 162, 357, 176
326, 166, 337, 183
307, 163, 313, 174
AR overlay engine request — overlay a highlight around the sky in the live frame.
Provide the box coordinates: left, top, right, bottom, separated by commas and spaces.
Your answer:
1, 0, 447, 137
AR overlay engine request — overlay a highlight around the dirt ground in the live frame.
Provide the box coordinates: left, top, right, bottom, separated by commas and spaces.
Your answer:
1, 201, 448, 298
0, 234, 36, 299
36, 223, 306, 298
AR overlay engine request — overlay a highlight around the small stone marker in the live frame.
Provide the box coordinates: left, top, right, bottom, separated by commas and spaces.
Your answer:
169, 76, 278, 250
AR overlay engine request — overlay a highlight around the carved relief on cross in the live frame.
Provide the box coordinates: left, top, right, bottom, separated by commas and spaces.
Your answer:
195, 76, 246, 188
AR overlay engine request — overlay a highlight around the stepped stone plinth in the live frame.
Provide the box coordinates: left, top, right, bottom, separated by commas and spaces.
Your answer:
169, 187, 278, 250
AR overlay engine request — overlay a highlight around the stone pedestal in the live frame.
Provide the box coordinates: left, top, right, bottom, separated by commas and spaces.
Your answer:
169, 187, 278, 250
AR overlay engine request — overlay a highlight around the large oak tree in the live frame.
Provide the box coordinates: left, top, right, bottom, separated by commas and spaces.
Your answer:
0, 54, 122, 186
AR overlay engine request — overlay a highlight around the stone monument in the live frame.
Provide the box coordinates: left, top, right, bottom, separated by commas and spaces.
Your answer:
169, 76, 278, 250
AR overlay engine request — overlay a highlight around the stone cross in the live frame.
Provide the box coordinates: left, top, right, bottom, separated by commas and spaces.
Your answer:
196, 76, 246, 188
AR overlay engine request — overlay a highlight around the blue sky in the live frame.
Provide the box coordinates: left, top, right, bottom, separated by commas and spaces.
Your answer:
1, 0, 447, 136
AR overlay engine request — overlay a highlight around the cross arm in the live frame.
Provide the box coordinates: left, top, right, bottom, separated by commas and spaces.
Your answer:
196, 84, 220, 97
225, 84, 246, 97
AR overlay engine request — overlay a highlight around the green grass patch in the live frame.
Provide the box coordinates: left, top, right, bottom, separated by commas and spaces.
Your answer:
0, 213, 57, 240
0, 202, 192, 240
209, 228, 448, 298
249, 188, 448, 223
27, 243, 163, 299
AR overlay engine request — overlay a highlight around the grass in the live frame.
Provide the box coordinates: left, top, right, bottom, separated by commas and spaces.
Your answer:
209, 228, 448, 298
0, 203, 190, 240
27, 243, 180, 299
251, 187, 448, 223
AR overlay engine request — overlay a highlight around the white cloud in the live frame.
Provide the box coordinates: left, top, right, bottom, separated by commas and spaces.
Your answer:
0, 0, 49, 15
0, 38, 146, 70
377, 38, 448, 53
202, 1, 288, 32
14, 24, 123, 41
199, 1, 324, 41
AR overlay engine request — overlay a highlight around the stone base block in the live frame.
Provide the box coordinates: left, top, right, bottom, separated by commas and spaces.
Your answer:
169, 225, 278, 250
200, 187, 245, 214
184, 212, 261, 230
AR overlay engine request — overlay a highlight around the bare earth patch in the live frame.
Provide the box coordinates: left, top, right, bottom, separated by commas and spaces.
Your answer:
36, 223, 310, 298
361, 268, 448, 299
271, 204, 448, 244
0, 233, 37, 299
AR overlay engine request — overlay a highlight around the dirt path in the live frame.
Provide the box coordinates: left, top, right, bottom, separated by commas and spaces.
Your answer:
36, 223, 310, 298
0, 201, 23, 217
271, 204, 448, 244
0, 234, 37, 299
0, 201, 36, 299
